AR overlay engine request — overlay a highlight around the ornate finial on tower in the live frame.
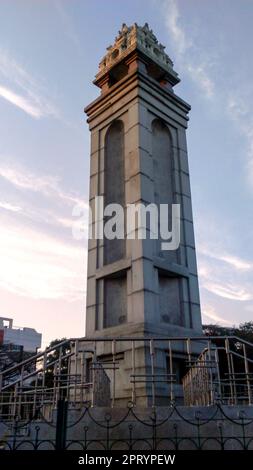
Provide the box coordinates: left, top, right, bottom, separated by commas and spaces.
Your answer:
94, 23, 180, 92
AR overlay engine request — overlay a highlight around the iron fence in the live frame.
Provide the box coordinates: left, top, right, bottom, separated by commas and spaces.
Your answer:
1, 402, 253, 450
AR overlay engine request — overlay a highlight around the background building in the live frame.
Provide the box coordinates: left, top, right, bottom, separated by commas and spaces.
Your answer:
0, 317, 41, 353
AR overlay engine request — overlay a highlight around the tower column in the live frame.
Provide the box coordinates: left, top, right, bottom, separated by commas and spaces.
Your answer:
83, 23, 202, 405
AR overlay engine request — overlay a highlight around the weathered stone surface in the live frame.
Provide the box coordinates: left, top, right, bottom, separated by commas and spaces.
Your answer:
82, 23, 202, 404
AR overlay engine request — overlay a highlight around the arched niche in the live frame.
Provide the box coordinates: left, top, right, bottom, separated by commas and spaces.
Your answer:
102, 120, 127, 328
152, 119, 183, 326
104, 120, 125, 265
151, 118, 175, 260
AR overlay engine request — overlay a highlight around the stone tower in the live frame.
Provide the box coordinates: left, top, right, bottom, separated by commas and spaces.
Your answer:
84, 23, 202, 405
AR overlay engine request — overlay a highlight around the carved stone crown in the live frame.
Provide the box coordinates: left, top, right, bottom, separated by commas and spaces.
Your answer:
94, 23, 179, 89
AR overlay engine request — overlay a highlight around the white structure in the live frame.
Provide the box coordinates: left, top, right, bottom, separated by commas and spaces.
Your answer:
0, 317, 41, 352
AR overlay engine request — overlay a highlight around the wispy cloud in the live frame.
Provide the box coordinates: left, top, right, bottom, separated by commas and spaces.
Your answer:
199, 245, 253, 271
0, 48, 59, 119
0, 161, 89, 243
0, 163, 87, 208
164, 0, 189, 55
186, 64, 214, 98
202, 280, 252, 301
163, 0, 215, 98
0, 200, 22, 213
0, 85, 45, 118
202, 305, 233, 326
219, 254, 252, 271
226, 92, 253, 190
0, 105, 87, 302
163, 0, 253, 189
198, 244, 253, 302
0, 222, 86, 300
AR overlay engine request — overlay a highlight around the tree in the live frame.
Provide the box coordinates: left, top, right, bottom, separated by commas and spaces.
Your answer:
38, 338, 71, 391
234, 322, 253, 343
203, 322, 253, 344
203, 322, 253, 381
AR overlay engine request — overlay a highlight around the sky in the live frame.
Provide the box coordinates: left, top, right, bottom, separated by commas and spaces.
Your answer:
0, 0, 253, 348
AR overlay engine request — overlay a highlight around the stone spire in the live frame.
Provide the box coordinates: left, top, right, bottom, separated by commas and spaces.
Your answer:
94, 23, 180, 92
83, 23, 202, 405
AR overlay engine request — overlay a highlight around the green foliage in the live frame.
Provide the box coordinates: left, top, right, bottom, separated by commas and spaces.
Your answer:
203, 322, 253, 343
41, 338, 71, 389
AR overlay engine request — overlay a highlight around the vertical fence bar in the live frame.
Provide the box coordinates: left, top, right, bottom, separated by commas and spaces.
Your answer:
243, 343, 251, 405
91, 341, 97, 407
230, 351, 237, 405
80, 349, 85, 405
186, 338, 194, 405
150, 339, 155, 408
207, 340, 214, 405
55, 399, 68, 450
131, 340, 136, 405
17, 365, 25, 419
14, 383, 18, 419
83, 351, 88, 402
53, 363, 57, 408
74, 341, 79, 404
225, 338, 234, 404
112, 339, 116, 408
66, 350, 71, 403
58, 346, 62, 401
33, 375, 38, 417
42, 352, 47, 409
214, 348, 222, 402
168, 340, 174, 403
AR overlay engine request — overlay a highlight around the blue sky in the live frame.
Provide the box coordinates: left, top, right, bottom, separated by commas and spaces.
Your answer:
0, 0, 253, 347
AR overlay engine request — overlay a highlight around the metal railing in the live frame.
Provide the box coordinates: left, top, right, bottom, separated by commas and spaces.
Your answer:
183, 336, 253, 406
1, 335, 253, 420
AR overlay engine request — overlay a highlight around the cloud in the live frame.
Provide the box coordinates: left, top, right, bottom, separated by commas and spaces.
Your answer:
163, 1, 253, 189
0, 222, 86, 300
202, 305, 233, 326
0, 162, 88, 209
198, 245, 253, 271
162, 1, 253, 321
198, 246, 253, 302
226, 93, 253, 190
0, 85, 44, 118
203, 281, 252, 301
163, 0, 215, 99
164, 0, 189, 55
0, 48, 59, 119
186, 64, 214, 98
56, 215, 88, 232
0, 162, 90, 239
0, 200, 22, 213
0, 158, 87, 310
219, 254, 252, 271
